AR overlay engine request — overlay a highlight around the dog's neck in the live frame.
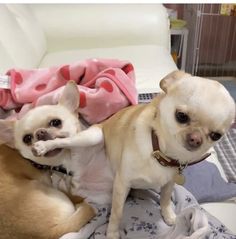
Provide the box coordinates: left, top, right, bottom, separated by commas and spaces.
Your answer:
151, 130, 211, 169
26, 157, 74, 176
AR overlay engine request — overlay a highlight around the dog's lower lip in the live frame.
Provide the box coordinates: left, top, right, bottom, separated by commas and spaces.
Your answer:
184, 144, 199, 152
44, 148, 62, 157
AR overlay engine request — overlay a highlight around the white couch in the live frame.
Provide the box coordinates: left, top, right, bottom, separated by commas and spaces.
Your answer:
1, 3, 235, 234
0, 4, 176, 94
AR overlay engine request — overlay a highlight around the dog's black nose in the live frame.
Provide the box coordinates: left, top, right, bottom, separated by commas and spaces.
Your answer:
35, 129, 52, 141
186, 131, 202, 149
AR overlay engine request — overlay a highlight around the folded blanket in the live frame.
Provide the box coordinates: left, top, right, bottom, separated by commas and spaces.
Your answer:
183, 160, 236, 203
0, 58, 138, 124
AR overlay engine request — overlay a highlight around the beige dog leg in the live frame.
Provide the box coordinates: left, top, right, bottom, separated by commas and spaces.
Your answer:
107, 173, 130, 239
160, 181, 176, 225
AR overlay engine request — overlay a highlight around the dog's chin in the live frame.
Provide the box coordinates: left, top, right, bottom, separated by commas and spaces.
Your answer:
32, 151, 65, 166
36, 148, 66, 166
21, 148, 65, 166
44, 148, 63, 157
178, 142, 212, 162
183, 143, 200, 152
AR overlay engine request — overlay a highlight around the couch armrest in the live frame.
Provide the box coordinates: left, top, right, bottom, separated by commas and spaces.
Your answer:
0, 4, 47, 72
30, 4, 170, 53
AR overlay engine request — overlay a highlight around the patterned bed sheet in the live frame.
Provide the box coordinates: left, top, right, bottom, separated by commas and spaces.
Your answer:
60, 185, 236, 239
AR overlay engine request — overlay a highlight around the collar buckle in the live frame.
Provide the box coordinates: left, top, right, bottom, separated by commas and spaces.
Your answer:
152, 150, 171, 163
152, 150, 179, 167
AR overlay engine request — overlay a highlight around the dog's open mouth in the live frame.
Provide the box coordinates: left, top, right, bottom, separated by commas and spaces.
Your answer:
32, 131, 69, 158
44, 148, 63, 157
43, 133, 68, 157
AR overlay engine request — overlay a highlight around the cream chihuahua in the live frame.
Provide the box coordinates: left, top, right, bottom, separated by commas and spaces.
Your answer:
33, 71, 235, 239
13, 82, 114, 205
0, 83, 96, 239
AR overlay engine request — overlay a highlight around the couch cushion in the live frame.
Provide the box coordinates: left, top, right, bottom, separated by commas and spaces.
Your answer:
0, 5, 46, 72
0, 43, 15, 73
31, 4, 170, 52
39, 45, 177, 93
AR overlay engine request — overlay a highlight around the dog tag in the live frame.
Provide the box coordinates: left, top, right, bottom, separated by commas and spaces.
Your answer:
174, 173, 185, 185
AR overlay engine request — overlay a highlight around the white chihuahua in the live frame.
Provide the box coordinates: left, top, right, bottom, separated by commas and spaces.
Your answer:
12, 82, 114, 205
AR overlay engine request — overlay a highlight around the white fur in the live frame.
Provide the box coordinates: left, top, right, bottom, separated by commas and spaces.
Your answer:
33, 125, 114, 204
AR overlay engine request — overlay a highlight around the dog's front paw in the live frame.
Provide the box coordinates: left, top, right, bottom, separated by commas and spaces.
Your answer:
32, 141, 48, 156
106, 230, 120, 239
161, 208, 176, 226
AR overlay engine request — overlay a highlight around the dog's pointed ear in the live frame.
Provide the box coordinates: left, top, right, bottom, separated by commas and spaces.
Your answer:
0, 119, 15, 148
160, 70, 191, 93
59, 81, 80, 112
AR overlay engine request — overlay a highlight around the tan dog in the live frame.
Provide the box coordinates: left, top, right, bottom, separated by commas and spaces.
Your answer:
0, 84, 96, 238
32, 71, 235, 239
0, 145, 95, 239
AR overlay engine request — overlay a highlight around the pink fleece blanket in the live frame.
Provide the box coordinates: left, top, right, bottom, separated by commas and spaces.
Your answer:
0, 59, 137, 124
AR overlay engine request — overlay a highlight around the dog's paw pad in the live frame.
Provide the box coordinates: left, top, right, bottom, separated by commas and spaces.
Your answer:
32, 142, 47, 156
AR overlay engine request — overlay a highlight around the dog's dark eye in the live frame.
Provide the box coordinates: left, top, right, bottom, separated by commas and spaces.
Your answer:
23, 134, 33, 145
49, 119, 62, 128
175, 111, 190, 124
209, 132, 222, 141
